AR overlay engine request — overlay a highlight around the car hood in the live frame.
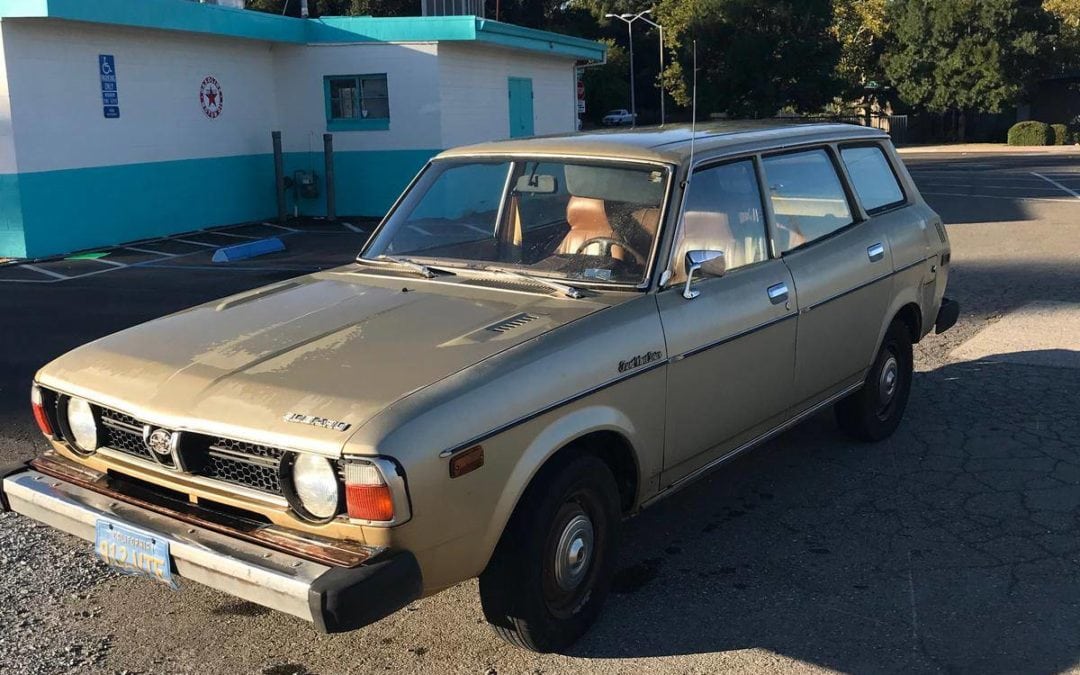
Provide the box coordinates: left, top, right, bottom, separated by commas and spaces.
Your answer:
37, 270, 613, 456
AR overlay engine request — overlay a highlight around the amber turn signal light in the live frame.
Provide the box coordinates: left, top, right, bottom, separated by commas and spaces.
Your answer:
449, 445, 484, 478
31, 385, 54, 437
344, 462, 395, 521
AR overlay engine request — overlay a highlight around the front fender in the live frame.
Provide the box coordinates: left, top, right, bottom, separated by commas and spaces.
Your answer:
477, 404, 641, 568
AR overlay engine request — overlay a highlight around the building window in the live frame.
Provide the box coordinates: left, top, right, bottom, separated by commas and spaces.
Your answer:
324, 74, 389, 131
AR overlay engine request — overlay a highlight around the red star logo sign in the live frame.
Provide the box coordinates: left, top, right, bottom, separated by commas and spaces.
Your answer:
200, 75, 223, 119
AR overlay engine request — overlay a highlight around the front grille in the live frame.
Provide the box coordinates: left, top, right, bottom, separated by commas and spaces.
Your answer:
204, 438, 284, 493
91, 404, 291, 496
99, 410, 153, 460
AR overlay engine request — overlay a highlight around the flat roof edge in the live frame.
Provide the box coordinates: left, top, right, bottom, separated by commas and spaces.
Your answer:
0, 1, 605, 60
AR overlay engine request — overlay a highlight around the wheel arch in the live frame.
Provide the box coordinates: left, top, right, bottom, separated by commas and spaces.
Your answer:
477, 405, 643, 573
893, 302, 923, 344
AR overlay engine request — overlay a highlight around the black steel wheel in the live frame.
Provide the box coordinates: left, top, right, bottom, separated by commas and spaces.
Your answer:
836, 320, 914, 441
479, 454, 621, 652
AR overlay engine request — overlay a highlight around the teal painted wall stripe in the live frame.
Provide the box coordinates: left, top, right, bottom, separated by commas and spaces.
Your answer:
282, 148, 436, 218
0, 149, 438, 258
17, 154, 276, 258
0, 173, 27, 258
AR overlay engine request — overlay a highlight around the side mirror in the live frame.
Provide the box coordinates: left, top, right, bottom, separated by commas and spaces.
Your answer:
683, 249, 726, 299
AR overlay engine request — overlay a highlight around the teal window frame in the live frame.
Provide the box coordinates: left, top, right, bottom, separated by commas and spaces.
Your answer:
324, 74, 390, 131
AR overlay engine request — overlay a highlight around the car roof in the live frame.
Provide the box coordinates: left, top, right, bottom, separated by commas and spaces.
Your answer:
436, 121, 889, 164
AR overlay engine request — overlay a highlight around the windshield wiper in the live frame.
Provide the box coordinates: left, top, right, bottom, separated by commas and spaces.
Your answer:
484, 267, 585, 300
366, 255, 455, 279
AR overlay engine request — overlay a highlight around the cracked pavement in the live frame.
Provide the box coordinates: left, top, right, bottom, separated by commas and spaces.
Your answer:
0, 152, 1078, 673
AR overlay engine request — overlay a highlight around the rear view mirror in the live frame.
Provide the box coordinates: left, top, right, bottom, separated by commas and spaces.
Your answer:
515, 174, 558, 194
683, 249, 726, 299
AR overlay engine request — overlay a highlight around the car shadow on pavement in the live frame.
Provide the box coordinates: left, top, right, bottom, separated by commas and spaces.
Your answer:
571, 350, 1080, 674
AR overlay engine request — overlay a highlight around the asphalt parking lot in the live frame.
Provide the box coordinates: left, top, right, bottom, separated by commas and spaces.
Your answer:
1, 151, 1079, 674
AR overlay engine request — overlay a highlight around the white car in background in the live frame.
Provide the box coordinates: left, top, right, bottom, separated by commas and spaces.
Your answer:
602, 109, 635, 126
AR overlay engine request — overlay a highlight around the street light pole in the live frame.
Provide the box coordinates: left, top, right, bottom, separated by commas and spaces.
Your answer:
637, 14, 666, 125
606, 10, 664, 127
627, 20, 635, 125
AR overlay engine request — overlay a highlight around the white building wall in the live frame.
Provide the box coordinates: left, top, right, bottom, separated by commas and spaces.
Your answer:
2, 19, 279, 172
272, 41, 442, 154
437, 42, 577, 147
0, 25, 18, 174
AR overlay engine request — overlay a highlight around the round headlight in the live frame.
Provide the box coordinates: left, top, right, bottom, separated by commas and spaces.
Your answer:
65, 397, 99, 453
290, 454, 340, 520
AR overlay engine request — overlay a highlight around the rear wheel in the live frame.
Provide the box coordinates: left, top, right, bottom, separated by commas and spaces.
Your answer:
836, 320, 913, 441
479, 454, 621, 652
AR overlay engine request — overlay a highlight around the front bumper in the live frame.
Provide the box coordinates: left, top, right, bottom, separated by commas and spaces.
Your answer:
1, 460, 421, 633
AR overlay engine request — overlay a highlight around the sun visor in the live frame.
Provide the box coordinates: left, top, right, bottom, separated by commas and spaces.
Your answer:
563, 164, 665, 205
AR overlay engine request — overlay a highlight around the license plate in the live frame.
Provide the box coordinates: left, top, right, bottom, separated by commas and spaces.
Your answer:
94, 519, 177, 588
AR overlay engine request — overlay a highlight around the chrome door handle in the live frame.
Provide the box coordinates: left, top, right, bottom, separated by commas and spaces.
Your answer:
867, 243, 885, 262
767, 282, 789, 305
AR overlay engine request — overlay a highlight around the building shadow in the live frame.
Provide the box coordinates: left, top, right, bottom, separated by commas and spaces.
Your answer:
570, 350, 1080, 673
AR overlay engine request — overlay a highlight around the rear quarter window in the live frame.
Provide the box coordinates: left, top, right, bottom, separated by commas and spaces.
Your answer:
840, 145, 905, 213
762, 149, 853, 253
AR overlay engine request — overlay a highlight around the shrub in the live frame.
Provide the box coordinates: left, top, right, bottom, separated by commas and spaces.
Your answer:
1007, 121, 1052, 146
1051, 123, 1069, 145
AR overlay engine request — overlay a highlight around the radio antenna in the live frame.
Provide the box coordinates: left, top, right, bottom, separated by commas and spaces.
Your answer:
686, 40, 698, 184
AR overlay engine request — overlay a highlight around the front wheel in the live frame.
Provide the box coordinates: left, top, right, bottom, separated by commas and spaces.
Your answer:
836, 321, 913, 441
479, 454, 621, 652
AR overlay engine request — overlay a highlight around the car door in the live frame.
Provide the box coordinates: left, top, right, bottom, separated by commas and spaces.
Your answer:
657, 158, 799, 487
761, 147, 894, 409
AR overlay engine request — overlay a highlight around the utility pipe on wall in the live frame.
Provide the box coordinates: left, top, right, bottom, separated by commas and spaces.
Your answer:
272, 131, 286, 225
323, 133, 336, 222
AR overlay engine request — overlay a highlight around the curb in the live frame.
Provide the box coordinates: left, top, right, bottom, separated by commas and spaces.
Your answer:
211, 237, 286, 263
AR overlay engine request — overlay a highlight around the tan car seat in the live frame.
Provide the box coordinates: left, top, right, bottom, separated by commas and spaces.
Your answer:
558, 197, 627, 260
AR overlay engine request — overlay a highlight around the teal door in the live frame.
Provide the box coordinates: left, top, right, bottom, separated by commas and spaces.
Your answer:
508, 77, 534, 138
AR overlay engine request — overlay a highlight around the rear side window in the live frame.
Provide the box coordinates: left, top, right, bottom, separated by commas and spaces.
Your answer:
762, 149, 853, 253
840, 146, 905, 213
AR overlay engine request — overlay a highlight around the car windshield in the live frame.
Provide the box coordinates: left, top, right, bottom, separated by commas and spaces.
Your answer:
361, 159, 670, 285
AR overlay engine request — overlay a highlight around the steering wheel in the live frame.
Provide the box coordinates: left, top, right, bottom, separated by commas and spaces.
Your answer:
574, 236, 647, 266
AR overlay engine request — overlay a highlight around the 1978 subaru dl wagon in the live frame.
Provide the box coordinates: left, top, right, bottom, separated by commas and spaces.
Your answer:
2, 122, 957, 652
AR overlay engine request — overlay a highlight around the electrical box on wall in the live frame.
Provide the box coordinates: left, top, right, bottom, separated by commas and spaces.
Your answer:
293, 170, 320, 199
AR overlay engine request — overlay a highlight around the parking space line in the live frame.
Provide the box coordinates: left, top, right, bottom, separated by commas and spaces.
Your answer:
138, 263, 316, 273
262, 222, 300, 233
211, 231, 259, 240
21, 264, 69, 280
174, 239, 220, 248
342, 222, 366, 233
921, 191, 1076, 203
124, 246, 176, 257
410, 225, 432, 235
91, 258, 127, 268
1030, 172, 1080, 200
916, 183, 1062, 190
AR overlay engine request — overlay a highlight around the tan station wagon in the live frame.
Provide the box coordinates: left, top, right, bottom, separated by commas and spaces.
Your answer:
2, 122, 957, 652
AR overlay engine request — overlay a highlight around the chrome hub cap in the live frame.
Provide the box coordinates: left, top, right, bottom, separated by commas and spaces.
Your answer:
553, 513, 594, 592
878, 355, 899, 406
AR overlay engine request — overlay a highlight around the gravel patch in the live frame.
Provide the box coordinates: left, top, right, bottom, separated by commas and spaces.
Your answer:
0, 512, 116, 674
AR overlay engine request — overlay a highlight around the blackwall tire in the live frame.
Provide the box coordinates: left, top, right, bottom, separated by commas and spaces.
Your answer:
478, 454, 621, 653
836, 321, 913, 442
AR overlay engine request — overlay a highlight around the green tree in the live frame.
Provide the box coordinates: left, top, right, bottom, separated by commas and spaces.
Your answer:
1044, 0, 1080, 70
655, 0, 843, 118
884, 0, 1058, 139
832, 0, 888, 94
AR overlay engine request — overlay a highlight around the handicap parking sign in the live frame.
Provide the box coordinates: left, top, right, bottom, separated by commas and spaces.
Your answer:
99, 55, 119, 119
